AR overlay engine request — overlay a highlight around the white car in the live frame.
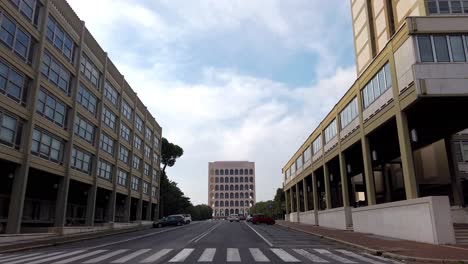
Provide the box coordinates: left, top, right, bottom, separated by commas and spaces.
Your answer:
227, 214, 240, 222
183, 214, 192, 224
246, 215, 253, 222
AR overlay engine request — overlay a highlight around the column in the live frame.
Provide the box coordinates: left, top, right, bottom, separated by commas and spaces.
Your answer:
303, 178, 309, 211
361, 136, 376, 205
6, 166, 28, 233
295, 183, 300, 216
395, 111, 418, 199
136, 199, 143, 221
145, 202, 152, 221
323, 164, 332, 209
85, 185, 97, 226
285, 190, 290, 215
312, 172, 319, 225
124, 196, 131, 222
289, 188, 294, 213
445, 136, 464, 206
107, 190, 117, 222
55, 177, 70, 227
339, 153, 350, 207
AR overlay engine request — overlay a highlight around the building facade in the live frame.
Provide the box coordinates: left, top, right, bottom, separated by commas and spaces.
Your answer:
208, 161, 256, 218
0, 0, 162, 234
283, 0, 468, 245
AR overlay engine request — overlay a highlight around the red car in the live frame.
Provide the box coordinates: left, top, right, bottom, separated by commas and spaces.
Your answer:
251, 214, 275, 225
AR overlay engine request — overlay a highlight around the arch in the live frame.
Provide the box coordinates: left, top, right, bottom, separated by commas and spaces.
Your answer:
220, 193, 224, 199
244, 169, 248, 175
230, 185, 234, 191
225, 177, 229, 183
215, 201, 219, 207
235, 185, 239, 191
245, 200, 249, 206
240, 169, 243, 175
215, 193, 219, 199
230, 201, 234, 207
215, 185, 219, 191
215, 177, 219, 183
240, 209, 244, 215
240, 185, 244, 191
220, 185, 224, 191
230, 169, 234, 175
240, 201, 244, 206
235, 201, 239, 207
220, 169, 224, 175
249, 169, 254, 175
230, 177, 234, 183
215, 169, 219, 175
235, 193, 239, 199
244, 177, 248, 182
210, 185, 214, 191
220, 177, 224, 183
240, 193, 244, 199
245, 184, 248, 190
226, 200, 229, 207
235, 177, 239, 183
250, 177, 254, 182
224, 169, 228, 175
245, 192, 249, 198
240, 177, 243, 183
235, 169, 238, 175
230, 209, 234, 215
225, 192, 229, 198
250, 192, 254, 199
235, 209, 239, 214
225, 209, 229, 215
220, 201, 224, 207
230, 193, 234, 199
250, 185, 254, 191
225, 184, 229, 190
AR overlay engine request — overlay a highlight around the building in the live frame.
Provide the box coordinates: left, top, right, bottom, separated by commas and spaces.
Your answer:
283, 0, 468, 245
0, 0, 162, 234
208, 161, 256, 218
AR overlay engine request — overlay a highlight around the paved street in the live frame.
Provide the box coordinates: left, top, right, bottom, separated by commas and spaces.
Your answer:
0, 221, 401, 263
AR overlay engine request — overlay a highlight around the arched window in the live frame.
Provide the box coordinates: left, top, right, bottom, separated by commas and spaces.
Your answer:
235, 169, 238, 175
230, 185, 234, 191
210, 185, 214, 191
235, 177, 238, 183
244, 169, 248, 175
225, 177, 229, 183
235, 193, 239, 199
230, 169, 234, 175
220, 201, 224, 207
215, 169, 219, 175
220, 185, 224, 191
250, 177, 253, 182
225, 209, 229, 215
235, 185, 239, 191
226, 200, 229, 207
245, 200, 249, 206
220, 177, 224, 183
215, 201, 219, 207
230, 193, 234, 199
215, 185, 219, 191
235, 201, 239, 207
240, 185, 244, 191
220, 169, 224, 175
215, 177, 219, 183
235, 209, 239, 214
225, 184, 229, 190
230, 177, 234, 183
245, 192, 249, 198
244, 177, 248, 182
220, 193, 224, 199
250, 184, 254, 191
240, 201, 244, 206
230, 201, 234, 207
215, 193, 219, 199
224, 169, 228, 175
240, 177, 243, 183
240, 169, 243, 175
240, 193, 244, 198
230, 209, 234, 214
249, 169, 254, 175
225, 192, 229, 198
250, 192, 254, 199
245, 184, 248, 190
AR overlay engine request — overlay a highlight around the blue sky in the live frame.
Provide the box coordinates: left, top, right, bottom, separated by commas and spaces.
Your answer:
68, 0, 357, 205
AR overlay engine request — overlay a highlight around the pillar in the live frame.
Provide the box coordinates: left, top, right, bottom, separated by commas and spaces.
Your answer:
295, 183, 300, 215
312, 172, 319, 225
85, 185, 97, 226
303, 178, 309, 211
136, 199, 143, 221
289, 188, 294, 213
339, 153, 350, 207
285, 190, 290, 215
6, 165, 28, 234
445, 136, 464, 206
361, 136, 376, 205
124, 196, 131, 222
55, 177, 70, 227
323, 164, 332, 209
145, 202, 152, 221
107, 191, 116, 222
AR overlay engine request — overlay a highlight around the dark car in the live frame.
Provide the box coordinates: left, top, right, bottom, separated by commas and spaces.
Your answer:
239, 215, 246, 221
153, 215, 185, 228
251, 214, 275, 225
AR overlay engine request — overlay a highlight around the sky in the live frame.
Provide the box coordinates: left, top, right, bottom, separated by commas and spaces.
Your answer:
67, 0, 357, 205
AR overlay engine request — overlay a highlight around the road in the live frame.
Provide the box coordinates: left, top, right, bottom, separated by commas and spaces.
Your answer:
0, 221, 401, 263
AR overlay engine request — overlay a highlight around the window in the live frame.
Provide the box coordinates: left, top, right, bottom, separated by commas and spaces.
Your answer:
77, 84, 97, 115
131, 176, 139, 191
36, 89, 67, 127
426, 0, 468, 13
324, 119, 337, 143
31, 128, 64, 163
244, 169, 248, 175
153, 152, 159, 165
46, 16, 74, 62
144, 144, 151, 158
303, 146, 312, 163
296, 156, 303, 170
0, 110, 21, 148
120, 123, 131, 142
439, 0, 450, 13
0, 13, 32, 61
239, 169, 243, 175
451, 0, 463, 12
418, 36, 434, 62
133, 156, 141, 170
153, 134, 160, 149
122, 100, 132, 120
71, 147, 92, 174
230, 169, 234, 175
145, 127, 152, 141
135, 115, 143, 132
98, 159, 113, 181
450, 35, 466, 62
143, 182, 149, 194
99, 133, 114, 155
361, 63, 392, 109
215, 169, 219, 175
427, 0, 439, 13
152, 169, 159, 183
434, 36, 450, 62
0, 59, 28, 104
102, 107, 116, 130
152, 186, 157, 197
134, 136, 142, 151
144, 163, 150, 176
9, 0, 39, 24
104, 81, 118, 107
119, 145, 129, 164
340, 97, 358, 129
249, 169, 254, 175
74, 115, 95, 144
117, 170, 128, 186
41, 51, 71, 94
80, 53, 100, 88
417, 35, 468, 63
313, 136, 322, 154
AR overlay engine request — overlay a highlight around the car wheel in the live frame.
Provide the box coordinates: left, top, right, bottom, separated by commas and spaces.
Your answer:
177, 222, 182, 226
158, 223, 163, 228
230, 220, 232, 222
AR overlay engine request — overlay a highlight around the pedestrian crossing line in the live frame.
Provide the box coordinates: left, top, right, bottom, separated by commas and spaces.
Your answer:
314, 249, 357, 263
0, 254, 20, 261
0, 252, 43, 263
83, 249, 129, 264
226, 248, 241, 262
140, 249, 173, 263
198, 248, 216, 262
270, 248, 300, 262
111, 249, 151, 263
293, 249, 329, 263
5, 252, 65, 264
362, 253, 402, 264
336, 250, 387, 264
53, 250, 108, 264
169, 248, 194, 262
27, 250, 86, 264
249, 248, 269, 262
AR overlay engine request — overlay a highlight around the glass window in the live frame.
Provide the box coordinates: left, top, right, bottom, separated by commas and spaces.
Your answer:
9, 0, 39, 24
36, 89, 67, 128
464, 1, 468, 13
120, 123, 131, 142
427, 0, 439, 13
0, 14, 32, 61
304, 146, 312, 162
0, 59, 27, 104
117, 170, 128, 186
41, 51, 71, 94
340, 97, 358, 129
104, 81, 119, 107
99, 132, 114, 155
296, 156, 302, 170
143, 182, 149, 194
434, 36, 450, 62
450, 36, 466, 62
122, 100, 132, 120
31, 128, 64, 163
102, 107, 116, 130
144, 144, 151, 158
74, 115, 94, 144
145, 127, 152, 141
144, 163, 150, 176
71, 147, 92, 174
135, 115, 143, 132
418, 36, 434, 62
0, 111, 20, 148
451, 0, 463, 12
77, 84, 97, 115
80, 53, 101, 89
133, 156, 141, 170
153, 152, 159, 165
324, 119, 337, 143
134, 136, 142, 150
152, 186, 157, 197
313, 136, 322, 154
152, 169, 159, 183
46, 16, 74, 62
119, 145, 129, 164
131, 176, 140, 191
98, 159, 113, 181
361, 63, 392, 109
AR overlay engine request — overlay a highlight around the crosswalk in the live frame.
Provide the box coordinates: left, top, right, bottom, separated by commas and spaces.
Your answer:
0, 248, 400, 263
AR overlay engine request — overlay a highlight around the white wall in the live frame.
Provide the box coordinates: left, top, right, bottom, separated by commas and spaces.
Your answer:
352, 196, 455, 244
289, 212, 299, 222
318, 207, 352, 230
299, 211, 317, 225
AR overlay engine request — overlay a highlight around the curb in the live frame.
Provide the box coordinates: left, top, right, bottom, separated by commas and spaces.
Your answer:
276, 223, 468, 263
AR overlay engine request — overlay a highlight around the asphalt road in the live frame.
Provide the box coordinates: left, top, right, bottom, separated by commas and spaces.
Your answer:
0, 221, 401, 263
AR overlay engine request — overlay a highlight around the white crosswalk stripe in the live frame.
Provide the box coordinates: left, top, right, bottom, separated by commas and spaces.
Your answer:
293, 249, 329, 262
52, 250, 107, 264
314, 249, 357, 263
249, 248, 269, 262
0, 254, 20, 261
169, 248, 195, 262
83, 249, 129, 263
270, 248, 300, 262
363, 253, 402, 264
111, 249, 151, 263
336, 250, 387, 264
0, 252, 43, 263
140, 249, 173, 263
4, 252, 65, 264
27, 250, 86, 264
198, 248, 216, 262
226, 248, 241, 262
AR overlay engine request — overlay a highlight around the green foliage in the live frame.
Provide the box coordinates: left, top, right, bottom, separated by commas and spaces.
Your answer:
161, 137, 184, 173
189, 204, 213, 221
159, 171, 192, 217
250, 188, 286, 219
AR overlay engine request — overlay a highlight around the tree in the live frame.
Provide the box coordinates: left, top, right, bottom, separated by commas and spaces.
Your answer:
161, 137, 184, 173
189, 204, 213, 221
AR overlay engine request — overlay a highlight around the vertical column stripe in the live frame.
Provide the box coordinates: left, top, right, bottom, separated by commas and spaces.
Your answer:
249, 248, 270, 262
226, 248, 241, 262
169, 248, 195, 262
198, 248, 216, 262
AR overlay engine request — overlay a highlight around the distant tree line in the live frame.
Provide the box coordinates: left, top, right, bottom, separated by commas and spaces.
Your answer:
250, 188, 285, 219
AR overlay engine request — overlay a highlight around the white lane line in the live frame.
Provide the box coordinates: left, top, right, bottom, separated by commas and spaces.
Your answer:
314, 249, 357, 263
189, 223, 221, 243
198, 248, 216, 262
226, 248, 241, 262
363, 253, 402, 264
293, 249, 329, 263
168, 248, 194, 262
110, 249, 151, 263
53, 250, 107, 264
0, 253, 43, 263
4, 252, 65, 264
0, 254, 20, 261
336, 250, 387, 264
140, 249, 173, 263
244, 222, 273, 247
270, 248, 300, 262
83, 249, 129, 263
249, 248, 270, 262
27, 250, 86, 264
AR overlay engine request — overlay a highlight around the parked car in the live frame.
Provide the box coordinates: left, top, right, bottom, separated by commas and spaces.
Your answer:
227, 214, 240, 222
153, 215, 185, 228
239, 215, 246, 221
183, 214, 192, 224
246, 214, 253, 222
251, 214, 275, 225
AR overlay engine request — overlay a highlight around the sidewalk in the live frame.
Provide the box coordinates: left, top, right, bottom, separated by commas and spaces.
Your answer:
277, 220, 468, 263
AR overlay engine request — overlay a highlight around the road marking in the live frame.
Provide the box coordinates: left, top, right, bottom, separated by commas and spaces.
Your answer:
83, 249, 129, 263
249, 248, 270, 262
244, 222, 274, 247
0, 254, 20, 261
169, 248, 194, 262
111, 249, 151, 263
363, 253, 402, 264
336, 250, 387, 264
4, 252, 65, 264
53, 250, 107, 264
198, 248, 216, 262
140, 249, 173, 263
270, 248, 300, 262
226, 248, 241, 262
293, 249, 329, 262
0, 253, 43, 263
314, 249, 357, 263
27, 250, 86, 264
189, 223, 221, 243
